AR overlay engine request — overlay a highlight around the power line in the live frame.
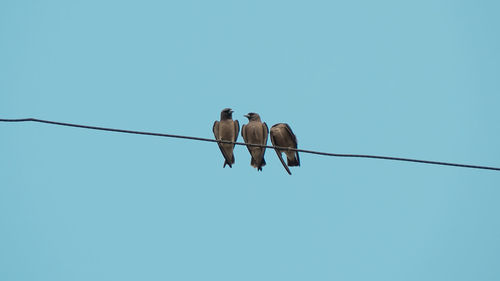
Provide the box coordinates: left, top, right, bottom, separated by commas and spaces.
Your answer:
1, 118, 499, 172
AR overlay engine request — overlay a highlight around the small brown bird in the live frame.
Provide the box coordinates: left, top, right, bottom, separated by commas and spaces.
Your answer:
270, 123, 300, 175
241, 112, 268, 171
213, 108, 240, 168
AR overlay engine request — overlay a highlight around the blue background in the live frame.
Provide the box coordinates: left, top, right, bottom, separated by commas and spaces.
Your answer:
1, 1, 499, 280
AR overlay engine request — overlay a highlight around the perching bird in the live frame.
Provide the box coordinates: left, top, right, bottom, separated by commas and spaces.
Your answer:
213, 108, 240, 168
241, 112, 268, 171
270, 123, 300, 175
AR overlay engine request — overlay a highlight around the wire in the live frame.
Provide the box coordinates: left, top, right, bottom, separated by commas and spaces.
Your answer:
1, 118, 499, 172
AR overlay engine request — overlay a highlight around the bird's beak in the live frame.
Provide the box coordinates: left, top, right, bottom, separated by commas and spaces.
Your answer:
244, 114, 250, 118
230, 110, 234, 114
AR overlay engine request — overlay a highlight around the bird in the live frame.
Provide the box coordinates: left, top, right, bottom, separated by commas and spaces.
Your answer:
241, 112, 268, 171
270, 123, 300, 175
213, 108, 240, 168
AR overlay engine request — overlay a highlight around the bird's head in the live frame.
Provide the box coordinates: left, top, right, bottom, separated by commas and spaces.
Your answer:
220, 108, 234, 120
244, 112, 261, 121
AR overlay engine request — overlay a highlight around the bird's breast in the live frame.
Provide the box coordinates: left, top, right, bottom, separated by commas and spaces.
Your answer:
245, 123, 263, 143
219, 121, 235, 140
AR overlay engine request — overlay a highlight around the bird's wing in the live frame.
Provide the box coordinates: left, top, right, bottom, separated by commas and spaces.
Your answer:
241, 123, 247, 142
242, 123, 259, 164
213, 120, 232, 167
284, 123, 297, 147
263, 122, 269, 145
284, 123, 300, 166
258, 122, 269, 168
241, 124, 251, 153
233, 120, 240, 146
270, 130, 291, 175
212, 121, 219, 139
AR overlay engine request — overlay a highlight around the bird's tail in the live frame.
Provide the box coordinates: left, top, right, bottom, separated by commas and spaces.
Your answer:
223, 154, 235, 168
287, 152, 300, 166
251, 157, 266, 171
287, 157, 300, 166
257, 158, 266, 171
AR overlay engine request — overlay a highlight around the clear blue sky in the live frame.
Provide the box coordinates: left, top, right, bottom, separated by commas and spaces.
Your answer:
1, 1, 499, 280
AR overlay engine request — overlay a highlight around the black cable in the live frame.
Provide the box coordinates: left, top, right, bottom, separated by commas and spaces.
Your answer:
1, 118, 499, 171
